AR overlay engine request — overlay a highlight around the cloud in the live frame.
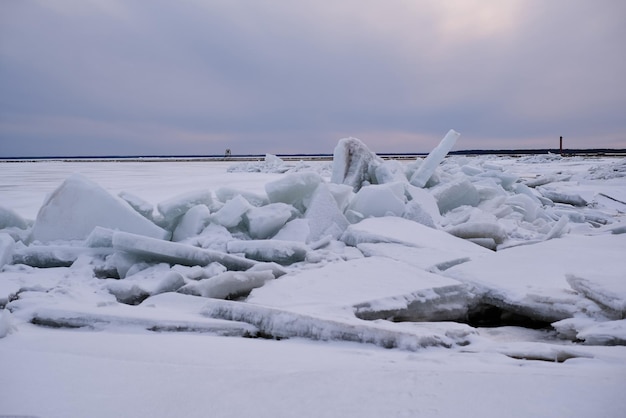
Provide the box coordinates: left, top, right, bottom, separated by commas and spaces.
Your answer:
1, 0, 625, 157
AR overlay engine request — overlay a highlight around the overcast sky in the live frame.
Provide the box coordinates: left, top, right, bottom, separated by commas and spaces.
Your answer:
1, 0, 625, 157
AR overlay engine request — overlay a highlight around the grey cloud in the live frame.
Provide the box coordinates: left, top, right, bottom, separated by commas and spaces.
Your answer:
1, 0, 625, 157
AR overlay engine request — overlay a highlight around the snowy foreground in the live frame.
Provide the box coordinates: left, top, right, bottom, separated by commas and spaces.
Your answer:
1, 135, 626, 417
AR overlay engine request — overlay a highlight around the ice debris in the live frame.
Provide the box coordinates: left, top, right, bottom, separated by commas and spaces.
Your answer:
3, 132, 625, 350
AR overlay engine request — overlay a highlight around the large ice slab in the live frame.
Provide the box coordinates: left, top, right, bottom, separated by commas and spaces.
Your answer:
410, 129, 460, 187
112, 231, 257, 270
31, 174, 169, 243
226, 239, 308, 265
445, 233, 626, 322
172, 204, 211, 242
341, 217, 491, 258
247, 256, 474, 322
201, 298, 476, 350
356, 242, 471, 272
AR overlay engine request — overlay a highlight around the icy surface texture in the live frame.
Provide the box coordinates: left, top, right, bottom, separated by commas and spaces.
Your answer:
304, 183, 350, 242
172, 204, 211, 242
156, 190, 213, 228
244, 203, 297, 239
31, 174, 168, 242
341, 217, 491, 259
211, 195, 252, 229
265, 172, 323, 212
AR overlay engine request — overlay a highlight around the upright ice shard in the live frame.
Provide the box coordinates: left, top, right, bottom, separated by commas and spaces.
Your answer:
331, 137, 382, 192
410, 129, 460, 188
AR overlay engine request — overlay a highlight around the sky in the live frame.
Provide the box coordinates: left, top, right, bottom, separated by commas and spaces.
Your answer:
1, 0, 625, 157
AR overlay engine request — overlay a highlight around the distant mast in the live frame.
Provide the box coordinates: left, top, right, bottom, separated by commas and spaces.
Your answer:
559, 136, 563, 156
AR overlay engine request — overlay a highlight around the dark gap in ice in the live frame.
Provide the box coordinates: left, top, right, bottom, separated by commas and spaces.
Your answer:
244, 330, 285, 341
465, 303, 552, 329
502, 352, 584, 363
146, 325, 256, 337
31, 316, 95, 329
117, 294, 151, 306
93, 266, 120, 279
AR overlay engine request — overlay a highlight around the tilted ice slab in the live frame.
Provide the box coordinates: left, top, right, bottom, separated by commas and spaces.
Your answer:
356, 242, 471, 272
112, 231, 257, 270
445, 233, 626, 322
103, 264, 186, 304
201, 298, 476, 351
304, 183, 350, 242
226, 239, 308, 265
566, 273, 626, 317
553, 317, 626, 346
244, 202, 297, 239
265, 172, 323, 213
0, 206, 29, 230
31, 174, 169, 243
341, 217, 491, 259
30, 301, 257, 336
179, 270, 274, 299
410, 129, 460, 188
247, 256, 475, 322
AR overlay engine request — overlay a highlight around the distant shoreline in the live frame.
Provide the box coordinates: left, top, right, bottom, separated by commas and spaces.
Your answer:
1, 148, 625, 162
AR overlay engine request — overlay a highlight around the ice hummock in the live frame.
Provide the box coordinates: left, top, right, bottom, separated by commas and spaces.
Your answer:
2, 132, 626, 358
31, 174, 169, 242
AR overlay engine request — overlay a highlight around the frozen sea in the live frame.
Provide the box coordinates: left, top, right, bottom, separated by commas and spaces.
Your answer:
1, 151, 625, 418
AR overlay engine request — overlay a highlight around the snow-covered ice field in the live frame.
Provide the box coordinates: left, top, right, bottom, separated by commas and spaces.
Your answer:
1, 137, 626, 418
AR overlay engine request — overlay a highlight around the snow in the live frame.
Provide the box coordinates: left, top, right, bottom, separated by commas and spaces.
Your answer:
1, 141, 626, 417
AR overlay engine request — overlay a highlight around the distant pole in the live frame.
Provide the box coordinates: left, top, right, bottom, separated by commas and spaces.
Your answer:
559, 136, 563, 155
